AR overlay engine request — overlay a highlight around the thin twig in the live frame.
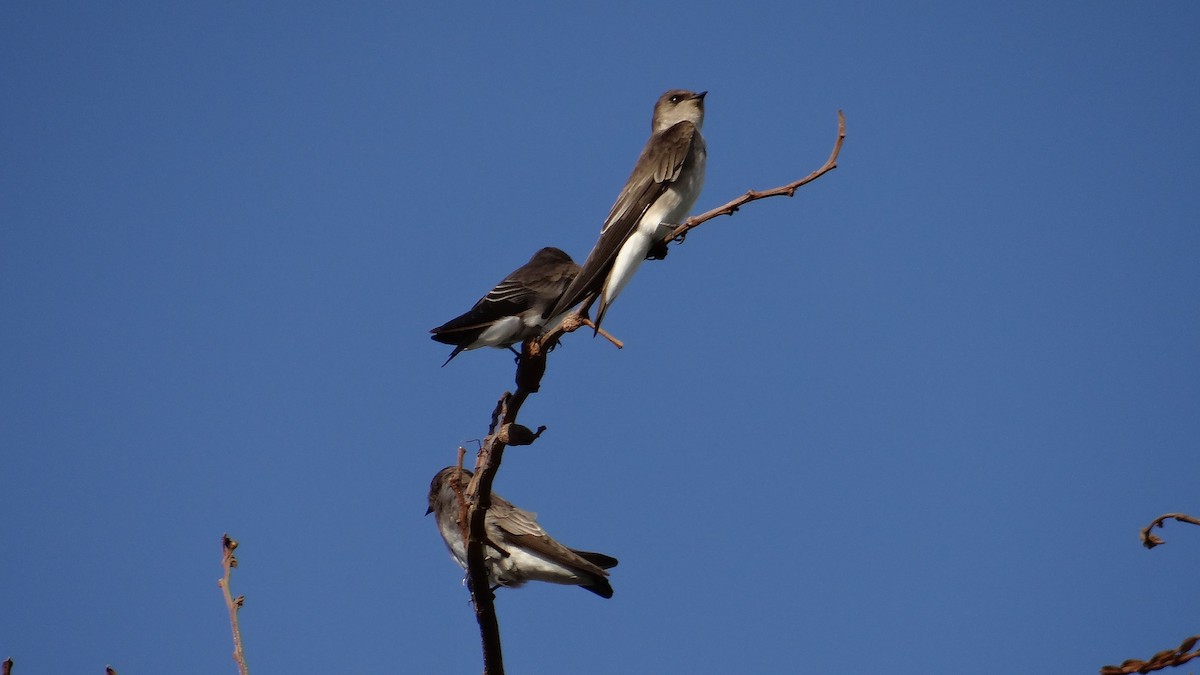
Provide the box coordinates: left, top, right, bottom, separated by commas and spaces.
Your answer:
1140, 512, 1200, 549
218, 534, 250, 675
662, 110, 846, 245
458, 110, 847, 675
579, 318, 624, 349
3, 657, 12, 675
105, 668, 118, 675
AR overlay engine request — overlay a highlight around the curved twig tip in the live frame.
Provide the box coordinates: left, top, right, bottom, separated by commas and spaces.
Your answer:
1139, 512, 1200, 550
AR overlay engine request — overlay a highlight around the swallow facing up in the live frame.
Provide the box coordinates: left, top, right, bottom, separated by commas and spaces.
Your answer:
547, 89, 707, 330
430, 247, 580, 366
426, 467, 618, 598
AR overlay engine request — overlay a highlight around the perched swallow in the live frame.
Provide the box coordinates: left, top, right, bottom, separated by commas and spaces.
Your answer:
426, 466, 618, 598
547, 89, 707, 330
430, 247, 580, 366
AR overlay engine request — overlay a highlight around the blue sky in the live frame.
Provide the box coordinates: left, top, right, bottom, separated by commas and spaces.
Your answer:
3, 2, 1198, 673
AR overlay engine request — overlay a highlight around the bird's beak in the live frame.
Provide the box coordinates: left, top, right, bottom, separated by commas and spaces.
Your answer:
425, 506, 434, 515
694, 91, 708, 100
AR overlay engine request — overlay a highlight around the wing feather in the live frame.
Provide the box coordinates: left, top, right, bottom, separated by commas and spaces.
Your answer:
491, 496, 611, 578
433, 249, 578, 336
548, 121, 699, 318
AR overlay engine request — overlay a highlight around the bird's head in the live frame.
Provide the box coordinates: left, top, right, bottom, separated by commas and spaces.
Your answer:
652, 89, 706, 132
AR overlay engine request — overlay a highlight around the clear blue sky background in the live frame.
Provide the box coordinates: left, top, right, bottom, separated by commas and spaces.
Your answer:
3, 2, 1198, 673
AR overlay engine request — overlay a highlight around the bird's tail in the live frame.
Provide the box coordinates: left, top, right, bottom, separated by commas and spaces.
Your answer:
580, 578, 614, 599
571, 549, 618, 569
440, 344, 467, 367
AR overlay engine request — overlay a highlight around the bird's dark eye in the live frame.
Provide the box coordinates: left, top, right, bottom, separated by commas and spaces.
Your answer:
669, 95, 681, 104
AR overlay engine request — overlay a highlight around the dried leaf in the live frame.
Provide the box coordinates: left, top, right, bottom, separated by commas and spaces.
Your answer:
499, 423, 537, 446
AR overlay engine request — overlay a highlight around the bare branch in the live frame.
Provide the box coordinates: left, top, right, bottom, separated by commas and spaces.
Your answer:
460, 330, 572, 674
1100, 634, 1200, 674
579, 318, 624, 349
218, 534, 250, 675
1140, 512, 1200, 550
661, 110, 845, 245
465, 447, 506, 671
3, 657, 12, 675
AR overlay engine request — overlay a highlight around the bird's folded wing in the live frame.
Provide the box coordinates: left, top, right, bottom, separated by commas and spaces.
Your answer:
430, 280, 534, 334
491, 498, 609, 576
434, 259, 578, 334
546, 121, 699, 319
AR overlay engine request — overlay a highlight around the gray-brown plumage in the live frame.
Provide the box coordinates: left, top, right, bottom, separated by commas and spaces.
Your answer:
547, 89, 707, 330
431, 247, 579, 366
425, 467, 618, 598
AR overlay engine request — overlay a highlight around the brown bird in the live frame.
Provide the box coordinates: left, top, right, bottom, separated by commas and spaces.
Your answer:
547, 89, 707, 330
426, 467, 618, 598
430, 247, 580, 366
